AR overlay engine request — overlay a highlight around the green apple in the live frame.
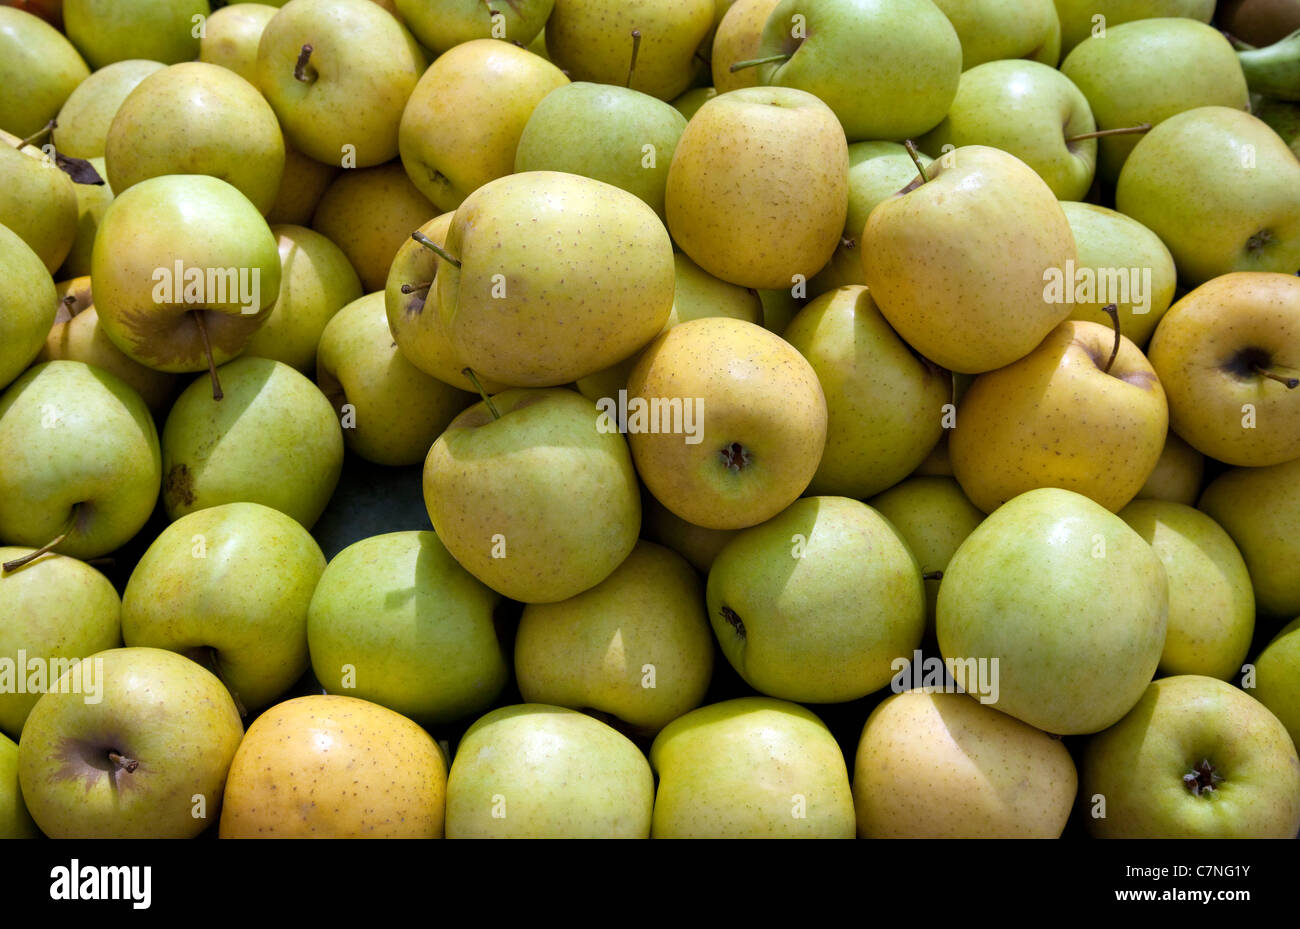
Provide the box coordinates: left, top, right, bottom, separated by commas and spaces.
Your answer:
919, 60, 1096, 201
0, 222, 57, 391
198, 3, 278, 83
546, 0, 715, 101
1083, 675, 1300, 837
853, 689, 1077, 838
18, 646, 243, 838
1060, 202, 1177, 348
1148, 272, 1300, 466
0, 131, 79, 275
783, 285, 948, 499
669, 85, 716, 119
92, 174, 282, 378
842, 142, 933, 246
317, 292, 474, 466
931, 0, 1060, 68
437, 171, 675, 388
627, 317, 827, 530
1056, 0, 1214, 56
0, 361, 161, 560
1135, 429, 1204, 505
265, 142, 338, 226
256, 0, 425, 168
1254, 617, 1300, 751
446, 703, 654, 838
58, 156, 112, 279
52, 60, 165, 160
241, 223, 362, 373
395, 0, 553, 53
122, 502, 326, 713
708, 495, 925, 702
650, 696, 856, 838
515, 82, 687, 220
423, 388, 641, 603
1119, 500, 1254, 680
1062, 19, 1249, 186
747, 0, 961, 142
937, 487, 1168, 734
711, 0, 780, 93
0, 547, 121, 737
220, 693, 447, 837
861, 145, 1076, 375
1235, 24, 1300, 100
105, 62, 285, 215
398, 38, 568, 213
1199, 456, 1300, 619
0, 6, 89, 138
63, 0, 209, 67
161, 356, 343, 528
307, 531, 507, 726
515, 540, 714, 735
0, 731, 37, 838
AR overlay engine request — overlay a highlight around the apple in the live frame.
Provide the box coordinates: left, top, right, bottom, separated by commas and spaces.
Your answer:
58, 155, 112, 279
1253, 617, 1300, 752
1056, 0, 1214, 56
63, 0, 209, 68
394, 0, 553, 53
1134, 430, 1204, 505
0, 130, 79, 275
0, 221, 57, 391
0, 731, 37, 838
0, 6, 88, 138
265, 142, 338, 226
931, 0, 1060, 68
198, 2, 278, 84
51, 59, 164, 160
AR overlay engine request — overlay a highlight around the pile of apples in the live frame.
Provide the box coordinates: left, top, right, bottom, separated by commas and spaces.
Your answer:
1, 0, 1300, 841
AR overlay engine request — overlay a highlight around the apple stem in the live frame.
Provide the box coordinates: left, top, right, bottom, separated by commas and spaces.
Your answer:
462, 368, 501, 420
728, 52, 791, 73
1253, 363, 1300, 388
400, 281, 432, 295
1064, 123, 1151, 144
192, 311, 224, 402
15, 119, 56, 150
294, 44, 316, 83
108, 752, 139, 774
411, 231, 461, 269
1100, 304, 1121, 374
1, 505, 79, 572
904, 140, 929, 184
626, 29, 641, 87
922, 570, 943, 581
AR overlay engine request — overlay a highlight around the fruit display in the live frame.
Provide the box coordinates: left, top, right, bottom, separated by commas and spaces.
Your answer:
1, 0, 1299, 848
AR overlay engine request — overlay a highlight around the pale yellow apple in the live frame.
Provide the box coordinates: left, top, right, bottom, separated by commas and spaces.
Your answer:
266, 142, 339, 226
1134, 430, 1203, 505
52, 59, 165, 159
710, 0, 780, 93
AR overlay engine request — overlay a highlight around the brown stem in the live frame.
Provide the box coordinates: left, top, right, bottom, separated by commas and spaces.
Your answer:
922, 570, 943, 581
2, 505, 79, 572
729, 52, 791, 73
411, 231, 461, 268
904, 139, 929, 184
1065, 123, 1151, 144
1100, 303, 1121, 375
15, 119, 56, 149
294, 44, 315, 83
1253, 364, 1300, 388
192, 311, 223, 401
626, 29, 641, 87
462, 368, 501, 420
401, 281, 432, 294
108, 752, 139, 773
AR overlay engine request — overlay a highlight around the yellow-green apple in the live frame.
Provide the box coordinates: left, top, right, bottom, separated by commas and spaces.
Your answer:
92, 174, 282, 381
63, 0, 209, 67
198, 2, 277, 83
105, 62, 284, 215
0, 222, 57, 391
912, 432, 953, 476
423, 388, 641, 603
515, 540, 713, 735
806, 239, 865, 299
121, 502, 325, 713
256, 0, 425, 168
650, 696, 856, 838
316, 293, 474, 466
746, 0, 961, 141
51, 60, 164, 160
514, 82, 687, 220
446, 703, 654, 838
307, 531, 507, 726
265, 142, 338, 226
861, 145, 1076, 375
0, 6, 88, 138
0, 130, 79, 275
670, 85, 716, 119
757, 286, 800, 335
1116, 108, 1300, 285
1134, 430, 1203, 505
1199, 457, 1300, 619
545, 0, 714, 101
707, 495, 925, 702
919, 60, 1096, 201
640, 490, 743, 574
1147, 272, 1300, 466
842, 142, 933, 247
931, 0, 1061, 68
436, 171, 675, 388
1060, 202, 1177, 348
0, 732, 37, 837
710, 0, 779, 93
398, 38, 568, 213
17, 646, 243, 838
161, 356, 343, 528
58, 156, 111, 279
1083, 675, 1300, 837
242, 224, 362, 373
220, 694, 447, 837
0, 361, 160, 560
626, 317, 827, 530
1119, 500, 1254, 680
950, 320, 1168, 513
783, 285, 948, 499
0, 548, 120, 737
853, 689, 1077, 838
1056, 0, 1214, 56
1253, 618, 1300, 750
395, 0, 553, 52
937, 487, 1168, 734
664, 87, 848, 290
311, 162, 437, 293
1061, 19, 1249, 185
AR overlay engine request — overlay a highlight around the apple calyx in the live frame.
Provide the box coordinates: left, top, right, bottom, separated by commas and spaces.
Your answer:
1246, 228, 1275, 253
462, 368, 501, 420
1064, 123, 1152, 144
1100, 303, 1121, 375
1183, 759, 1224, 797
1, 504, 81, 572
626, 29, 642, 87
411, 230, 461, 269
719, 605, 746, 641
191, 311, 224, 402
719, 441, 752, 472
728, 52, 792, 73
108, 752, 139, 774
294, 44, 317, 83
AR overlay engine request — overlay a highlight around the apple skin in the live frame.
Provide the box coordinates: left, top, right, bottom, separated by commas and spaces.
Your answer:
853, 689, 1077, 838
1133, 430, 1203, 506
639, 489, 743, 574
0, 5, 88, 138
0, 731, 38, 838
198, 2, 278, 84
0, 221, 57, 392
1254, 617, 1300, 752
17, 646, 244, 839
1055, 0, 1214, 56
711, 0, 781, 93
58, 156, 112, 280
265, 142, 338, 226
51, 60, 165, 160
220, 694, 447, 838
1083, 675, 1300, 838
0, 132, 79, 276
63, 0, 209, 68
931, 0, 1061, 69
394, 0, 553, 53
